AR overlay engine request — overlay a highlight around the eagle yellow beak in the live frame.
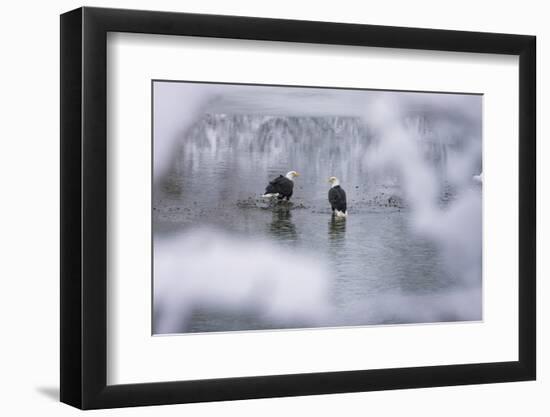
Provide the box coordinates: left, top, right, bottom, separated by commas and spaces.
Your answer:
295, 172, 300, 176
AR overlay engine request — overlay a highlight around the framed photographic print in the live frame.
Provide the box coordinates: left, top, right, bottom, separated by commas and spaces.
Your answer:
60, 6, 536, 409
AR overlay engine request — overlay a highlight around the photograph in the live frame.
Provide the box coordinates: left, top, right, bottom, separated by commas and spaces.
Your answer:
152, 80, 483, 335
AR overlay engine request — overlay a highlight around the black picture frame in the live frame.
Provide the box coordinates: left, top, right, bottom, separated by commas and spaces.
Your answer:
60, 6, 536, 410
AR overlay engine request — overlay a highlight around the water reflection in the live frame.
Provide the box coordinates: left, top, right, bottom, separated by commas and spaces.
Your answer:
269, 206, 297, 242
328, 215, 347, 243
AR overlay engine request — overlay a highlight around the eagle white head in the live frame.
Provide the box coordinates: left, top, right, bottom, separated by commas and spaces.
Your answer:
328, 176, 340, 187
472, 172, 483, 184
286, 171, 300, 180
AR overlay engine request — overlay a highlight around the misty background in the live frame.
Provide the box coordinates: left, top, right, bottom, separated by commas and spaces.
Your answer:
152, 81, 482, 335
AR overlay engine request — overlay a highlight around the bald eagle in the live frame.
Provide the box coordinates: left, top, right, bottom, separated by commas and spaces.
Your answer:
262, 171, 300, 201
328, 176, 347, 218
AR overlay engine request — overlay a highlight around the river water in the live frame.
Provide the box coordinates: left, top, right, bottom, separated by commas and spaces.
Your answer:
153, 109, 482, 334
